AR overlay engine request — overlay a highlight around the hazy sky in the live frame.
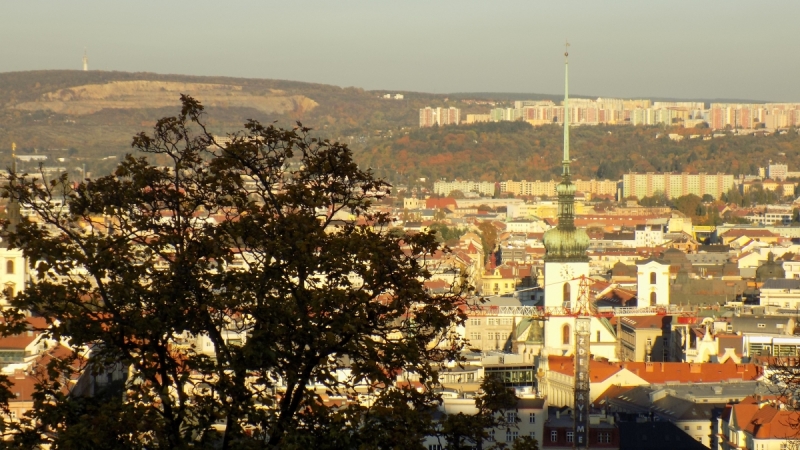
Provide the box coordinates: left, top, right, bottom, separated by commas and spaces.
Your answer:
2, 1, 799, 101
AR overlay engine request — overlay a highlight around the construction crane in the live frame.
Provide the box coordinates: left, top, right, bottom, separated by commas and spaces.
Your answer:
487, 275, 694, 449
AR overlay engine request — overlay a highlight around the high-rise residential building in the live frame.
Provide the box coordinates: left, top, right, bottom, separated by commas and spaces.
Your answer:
436, 107, 460, 126
419, 107, 436, 128
419, 107, 461, 127
500, 179, 618, 198
433, 180, 495, 197
622, 172, 735, 200
768, 163, 788, 181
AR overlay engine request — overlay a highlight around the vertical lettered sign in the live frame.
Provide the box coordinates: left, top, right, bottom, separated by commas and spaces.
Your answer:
574, 317, 591, 449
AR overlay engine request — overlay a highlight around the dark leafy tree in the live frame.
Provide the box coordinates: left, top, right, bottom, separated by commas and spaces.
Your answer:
638, 191, 670, 208
429, 223, 467, 243
0, 96, 473, 449
434, 376, 539, 450
476, 221, 498, 262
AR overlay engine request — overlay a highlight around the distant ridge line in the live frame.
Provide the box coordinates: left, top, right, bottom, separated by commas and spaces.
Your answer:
446, 91, 774, 105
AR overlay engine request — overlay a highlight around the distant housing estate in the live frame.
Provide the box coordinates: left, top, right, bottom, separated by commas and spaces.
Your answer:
433, 180, 495, 197
622, 172, 735, 200
501, 179, 618, 199
459, 98, 800, 130
419, 107, 461, 127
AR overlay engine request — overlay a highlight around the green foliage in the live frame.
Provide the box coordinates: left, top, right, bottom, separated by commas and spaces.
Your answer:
476, 221, 498, 262
358, 122, 800, 185
429, 223, 467, 243
723, 187, 743, 206
672, 194, 703, 217
0, 96, 472, 449
638, 191, 670, 207
435, 376, 538, 450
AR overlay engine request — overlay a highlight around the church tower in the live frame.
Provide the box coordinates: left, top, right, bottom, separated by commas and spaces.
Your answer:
542, 45, 590, 310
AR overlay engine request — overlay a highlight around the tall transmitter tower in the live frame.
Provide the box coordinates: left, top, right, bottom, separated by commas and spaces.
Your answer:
83, 49, 88, 71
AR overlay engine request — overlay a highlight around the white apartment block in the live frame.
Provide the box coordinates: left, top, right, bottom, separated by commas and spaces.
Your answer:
500, 179, 618, 198
433, 180, 495, 197
622, 172, 734, 200
419, 107, 461, 127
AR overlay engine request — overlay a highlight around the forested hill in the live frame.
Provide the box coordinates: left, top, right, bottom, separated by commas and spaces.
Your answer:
1, 70, 798, 184
356, 122, 800, 184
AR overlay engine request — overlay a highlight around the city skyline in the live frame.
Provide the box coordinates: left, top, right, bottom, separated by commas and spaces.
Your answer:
1, 1, 799, 102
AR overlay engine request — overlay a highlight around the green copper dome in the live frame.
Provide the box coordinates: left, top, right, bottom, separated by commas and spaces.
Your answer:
543, 226, 590, 262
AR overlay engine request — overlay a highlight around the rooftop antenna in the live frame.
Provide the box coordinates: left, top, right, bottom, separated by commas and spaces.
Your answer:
83, 48, 88, 71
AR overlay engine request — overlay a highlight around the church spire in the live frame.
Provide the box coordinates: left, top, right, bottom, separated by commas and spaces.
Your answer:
563, 41, 570, 173
542, 44, 589, 262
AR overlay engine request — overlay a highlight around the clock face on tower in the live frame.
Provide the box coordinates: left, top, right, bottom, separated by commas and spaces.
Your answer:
560, 265, 574, 280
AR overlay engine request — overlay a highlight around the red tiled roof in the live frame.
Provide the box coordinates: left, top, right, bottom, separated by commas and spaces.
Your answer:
426, 198, 457, 210
721, 229, 777, 238
548, 355, 761, 384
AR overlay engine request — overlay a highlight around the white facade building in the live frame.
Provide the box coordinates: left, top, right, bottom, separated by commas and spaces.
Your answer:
433, 180, 495, 197
636, 259, 670, 307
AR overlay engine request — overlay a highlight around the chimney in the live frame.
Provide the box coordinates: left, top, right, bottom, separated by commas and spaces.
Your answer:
556, 410, 561, 419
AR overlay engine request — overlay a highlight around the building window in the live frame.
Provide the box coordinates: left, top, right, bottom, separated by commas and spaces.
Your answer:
470, 332, 481, 341
506, 430, 518, 442
563, 283, 571, 303
529, 413, 535, 423
650, 292, 657, 306
470, 318, 481, 326
757, 323, 766, 328
551, 431, 558, 442
684, 426, 689, 430
3, 283, 14, 300
696, 425, 702, 430
6, 260, 13, 275
650, 272, 656, 284
596, 330, 601, 342
529, 431, 536, 439
489, 429, 495, 441
506, 412, 517, 423
562, 324, 571, 346
598, 433, 610, 443
566, 431, 574, 443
